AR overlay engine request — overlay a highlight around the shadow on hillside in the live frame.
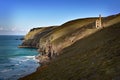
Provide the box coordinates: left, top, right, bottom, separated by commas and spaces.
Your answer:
56, 22, 120, 80
61, 22, 120, 54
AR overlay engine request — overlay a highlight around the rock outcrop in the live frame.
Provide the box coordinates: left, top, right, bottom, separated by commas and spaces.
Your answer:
20, 13, 120, 65
19, 26, 57, 48
19, 13, 120, 80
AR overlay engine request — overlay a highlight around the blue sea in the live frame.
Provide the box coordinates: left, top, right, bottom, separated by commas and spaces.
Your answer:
0, 35, 39, 80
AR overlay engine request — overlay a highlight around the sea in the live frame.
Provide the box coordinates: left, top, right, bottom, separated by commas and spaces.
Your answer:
0, 35, 40, 80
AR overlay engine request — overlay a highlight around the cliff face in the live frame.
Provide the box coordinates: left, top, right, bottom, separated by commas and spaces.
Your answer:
38, 18, 97, 56
20, 26, 57, 48
42, 14, 119, 64
20, 13, 120, 80
20, 13, 120, 65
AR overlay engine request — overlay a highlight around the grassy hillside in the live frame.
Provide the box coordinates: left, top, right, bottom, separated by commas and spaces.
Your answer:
20, 26, 57, 48
38, 18, 99, 57
20, 14, 120, 80
39, 18, 97, 51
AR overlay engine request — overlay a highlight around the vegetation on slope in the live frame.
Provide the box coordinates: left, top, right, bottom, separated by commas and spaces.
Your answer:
20, 14, 120, 80
20, 26, 57, 48
39, 18, 97, 52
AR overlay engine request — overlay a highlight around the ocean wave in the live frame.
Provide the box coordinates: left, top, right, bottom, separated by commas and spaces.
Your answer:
0, 55, 39, 80
24, 56, 40, 62
0, 69, 12, 73
10, 56, 37, 62
24, 56, 35, 58
24, 56, 35, 60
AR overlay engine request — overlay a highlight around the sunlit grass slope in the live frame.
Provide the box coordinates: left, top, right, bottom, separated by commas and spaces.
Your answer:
40, 18, 97, 44
20, 14, 120, 80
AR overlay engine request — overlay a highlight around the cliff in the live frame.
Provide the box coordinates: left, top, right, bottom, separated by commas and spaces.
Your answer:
19, 26, 58, 48
20, 13, 120, 80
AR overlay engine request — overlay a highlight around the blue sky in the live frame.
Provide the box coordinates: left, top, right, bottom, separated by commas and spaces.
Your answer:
0, 0, 120, 35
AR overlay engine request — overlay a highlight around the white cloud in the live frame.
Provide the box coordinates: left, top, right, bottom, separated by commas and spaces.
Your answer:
11, 27, 28, 32
0, 27, 3, 30
0, 26, 28, 35
19, 29, 27, 32
11, 27, 17, 31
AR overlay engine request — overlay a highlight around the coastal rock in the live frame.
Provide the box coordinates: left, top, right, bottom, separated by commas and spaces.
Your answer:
20, 13, 120, 65
19, 26, 57, 48
36, 54, 50, 65
19, 13, 120, 80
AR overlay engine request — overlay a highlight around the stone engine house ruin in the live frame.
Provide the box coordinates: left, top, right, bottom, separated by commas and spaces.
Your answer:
96, 14, 102, 28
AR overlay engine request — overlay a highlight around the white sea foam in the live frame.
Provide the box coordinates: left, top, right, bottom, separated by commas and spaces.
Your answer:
1, 69, 12, 73
0, 56, 39, 80
0, 35, 39, 80
24, 56, 40, 62
24, 56, 35, 59
10, 56, 36, 63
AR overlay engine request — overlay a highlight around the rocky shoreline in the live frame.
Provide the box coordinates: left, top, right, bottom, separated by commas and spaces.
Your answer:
19, 13, 120, 66
19, 13, 120, 80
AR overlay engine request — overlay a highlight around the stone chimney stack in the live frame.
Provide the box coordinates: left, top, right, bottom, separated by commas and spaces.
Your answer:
96, 14, 102, 28
99, 14, 102, 27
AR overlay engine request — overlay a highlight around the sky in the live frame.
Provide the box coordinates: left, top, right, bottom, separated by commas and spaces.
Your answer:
0, 0, 120, 35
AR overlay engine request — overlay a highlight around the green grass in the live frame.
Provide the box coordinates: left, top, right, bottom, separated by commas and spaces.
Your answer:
22, 26, 57, 48
39, 18, 97, 53
40, 18, 97, 44
39, 14, 120, 52
25, 26, 55, 40
20, 19, 120, 80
